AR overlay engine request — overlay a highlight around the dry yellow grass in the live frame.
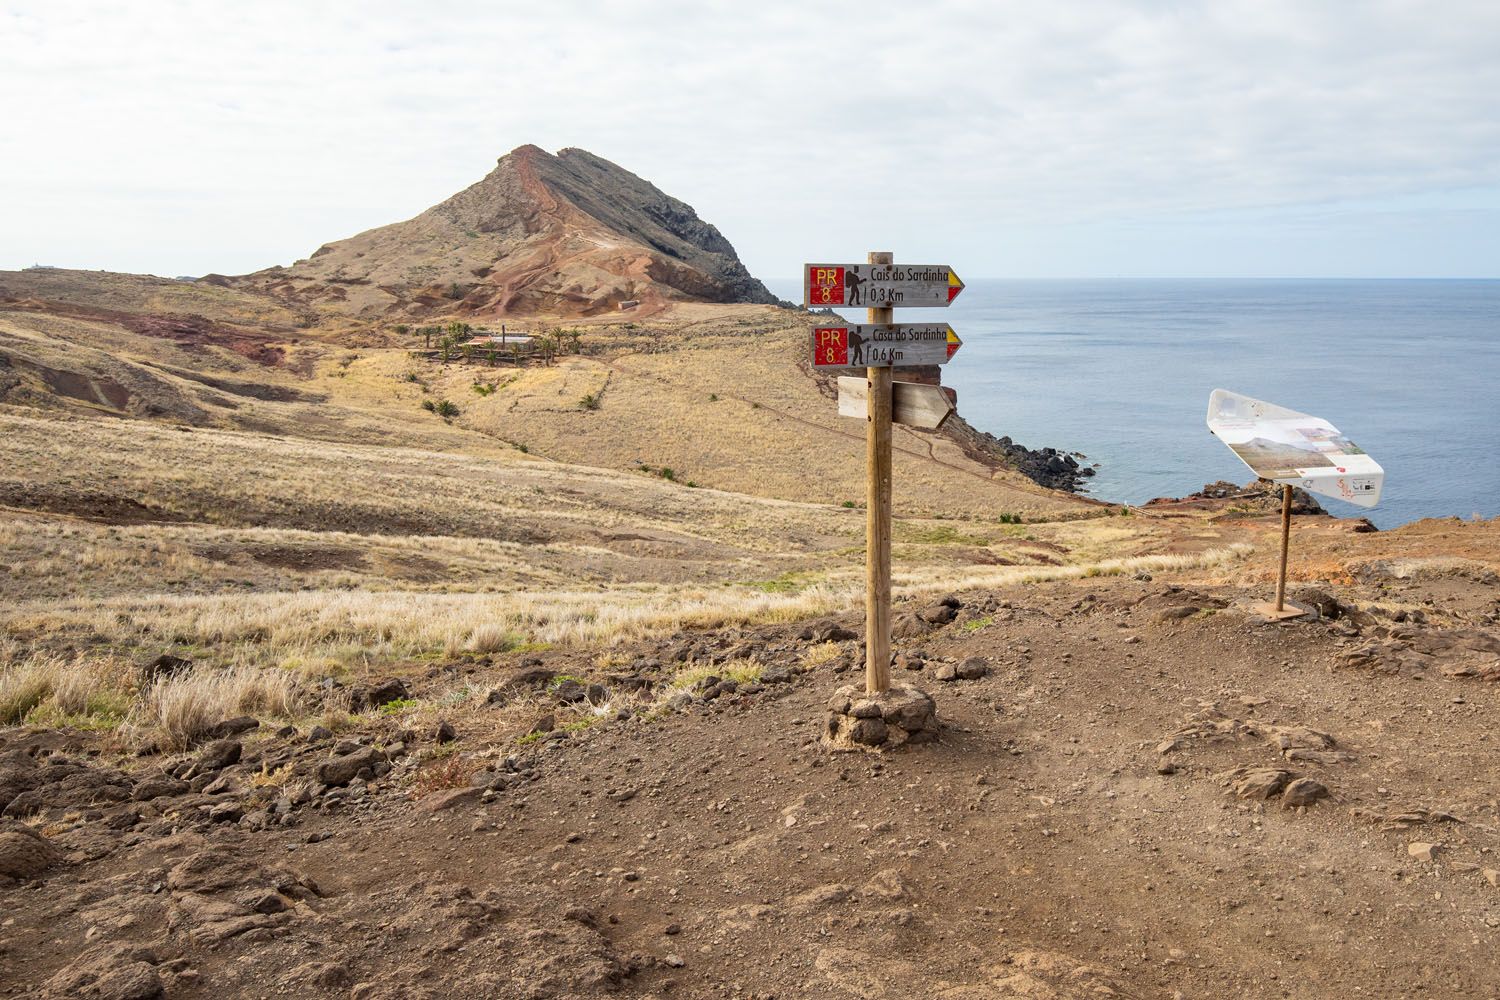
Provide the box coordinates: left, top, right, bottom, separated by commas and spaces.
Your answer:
450, 311, 1092, 519
0, 657, 59, 724
666, 659, 764, 692
3, 287, 1099, 524
801, 642, 844, 668
2, 546, 1252, 687
131, 667, 305, 750
0, 286, 1263, 755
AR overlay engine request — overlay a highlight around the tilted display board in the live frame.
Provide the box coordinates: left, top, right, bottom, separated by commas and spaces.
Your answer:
1206, 389, 1383, 509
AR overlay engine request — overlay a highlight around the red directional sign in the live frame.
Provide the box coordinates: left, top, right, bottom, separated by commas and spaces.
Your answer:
805, 263, 964, 308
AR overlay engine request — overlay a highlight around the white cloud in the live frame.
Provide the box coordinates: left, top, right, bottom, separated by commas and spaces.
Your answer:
2, 0, 1496, 277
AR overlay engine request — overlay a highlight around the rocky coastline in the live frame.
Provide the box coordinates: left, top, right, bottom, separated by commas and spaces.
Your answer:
972, 429, 1098, 493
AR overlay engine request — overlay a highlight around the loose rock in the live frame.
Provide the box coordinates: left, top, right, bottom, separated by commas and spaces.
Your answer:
195, 739, 242, 772
314, 747, 383, 787
1408, 842, 1443, 862
1230, 769, 1292, 800
956, 656, 989, 680
1281, 777, 1329, 807
0, 828, 63, 879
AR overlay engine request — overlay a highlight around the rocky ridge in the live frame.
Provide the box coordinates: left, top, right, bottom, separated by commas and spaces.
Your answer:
229, 145, 779, 319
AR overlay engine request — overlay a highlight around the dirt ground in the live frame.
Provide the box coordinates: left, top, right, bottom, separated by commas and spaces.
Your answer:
5, 541, 1499, 999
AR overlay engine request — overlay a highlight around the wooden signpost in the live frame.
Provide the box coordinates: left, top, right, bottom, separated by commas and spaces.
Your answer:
806, 253, 965, 696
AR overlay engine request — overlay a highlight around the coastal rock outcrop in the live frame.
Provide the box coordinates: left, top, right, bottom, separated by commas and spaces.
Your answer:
1146, 479, 1326, 515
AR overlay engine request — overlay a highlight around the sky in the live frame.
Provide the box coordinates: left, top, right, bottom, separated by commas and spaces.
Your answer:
2, 1, 1498, 280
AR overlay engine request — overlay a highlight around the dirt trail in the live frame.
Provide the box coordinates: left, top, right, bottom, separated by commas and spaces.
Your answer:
5, 566, 1499, 998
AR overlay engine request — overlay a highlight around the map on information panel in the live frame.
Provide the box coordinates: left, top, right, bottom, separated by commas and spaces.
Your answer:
1206, 389, 1384, 508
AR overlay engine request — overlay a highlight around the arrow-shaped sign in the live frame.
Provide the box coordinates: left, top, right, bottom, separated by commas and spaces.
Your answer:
837, 377, 955, 430
812, 324, 962, 368
804, 263, 964, 308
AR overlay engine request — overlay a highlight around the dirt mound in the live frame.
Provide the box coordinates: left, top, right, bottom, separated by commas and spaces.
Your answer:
235, 144, 779, 319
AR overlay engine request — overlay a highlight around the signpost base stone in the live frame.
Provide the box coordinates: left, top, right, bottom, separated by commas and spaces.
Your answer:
823, 683, 939, 752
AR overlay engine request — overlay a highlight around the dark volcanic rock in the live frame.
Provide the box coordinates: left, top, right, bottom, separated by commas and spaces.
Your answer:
138, 653, 192, 687
194, 739, 242, 773
315, 747, 383, 787
959, 429, 1097, 493
800, 621, 859, 644
1146, 479, 1326, 515
132, 774, 190, 801
208, 716, 260, 739
349, 679, 409, 712
0, 826, 64, 879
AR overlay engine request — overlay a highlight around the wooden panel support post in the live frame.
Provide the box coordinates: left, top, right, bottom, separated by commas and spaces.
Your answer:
1274, 483, 1292, 612
865, 251, 894, 695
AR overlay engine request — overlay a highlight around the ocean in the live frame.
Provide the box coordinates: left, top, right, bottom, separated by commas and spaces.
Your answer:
768, 278, 1500, 529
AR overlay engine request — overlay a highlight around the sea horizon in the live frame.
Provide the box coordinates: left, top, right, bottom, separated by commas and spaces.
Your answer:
769, 276, 1500, 529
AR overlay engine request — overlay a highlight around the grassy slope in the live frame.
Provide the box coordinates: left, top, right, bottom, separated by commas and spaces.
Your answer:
0, 267, 1142, 738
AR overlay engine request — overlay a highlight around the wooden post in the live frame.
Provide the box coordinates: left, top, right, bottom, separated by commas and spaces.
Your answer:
865, 251, 894, 695
1274, 483, 1292, 611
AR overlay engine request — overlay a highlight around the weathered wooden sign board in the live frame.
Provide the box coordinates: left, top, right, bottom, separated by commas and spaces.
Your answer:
1206, 388, 1385, 620
811, 324, 962, 368
837, 376, 954, 430
804, 263, 964, 308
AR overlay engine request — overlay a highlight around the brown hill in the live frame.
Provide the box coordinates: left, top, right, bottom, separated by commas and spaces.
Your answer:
226, 145, 779, 319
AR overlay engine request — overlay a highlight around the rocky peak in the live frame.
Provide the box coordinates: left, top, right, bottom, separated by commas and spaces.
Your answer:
238, 145, 777, 318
